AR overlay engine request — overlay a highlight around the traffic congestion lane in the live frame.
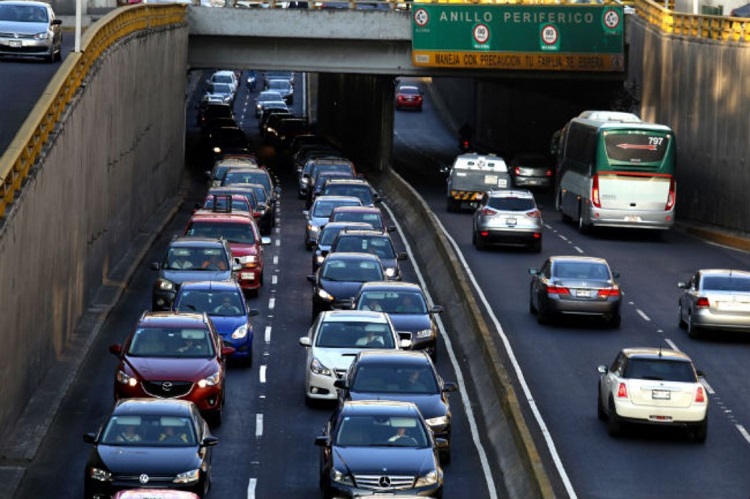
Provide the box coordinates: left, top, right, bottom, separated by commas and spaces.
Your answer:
392, 93, 750, 498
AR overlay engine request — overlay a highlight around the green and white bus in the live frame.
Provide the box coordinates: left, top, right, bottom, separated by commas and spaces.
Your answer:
554, 111, 676, 232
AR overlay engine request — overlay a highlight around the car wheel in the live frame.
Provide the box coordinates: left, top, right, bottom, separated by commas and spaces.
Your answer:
608, 314, 621, 329
305, 239, 313, 251
692, 416, 708, 443
597, 387, 607, 421
687, 314, 702, 339
529, 292, 537, 314
475, 234, 487, 251
677, 304, 687, 329
536, 300, 552, 324
607, 399, 622, 437
206, 406, 222, 428
440, 446, 451, 466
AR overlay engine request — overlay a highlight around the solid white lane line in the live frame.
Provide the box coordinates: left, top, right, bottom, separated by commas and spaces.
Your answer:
413, 206, 578, 499
383, 201, 499, 499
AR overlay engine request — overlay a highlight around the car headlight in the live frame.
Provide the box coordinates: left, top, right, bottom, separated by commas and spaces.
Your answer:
213, 146, 222, 154
316, 288, 335, 302
116, 369, 138, 387
415, 328, 434, 339
315, 254, 325, 265
385, 267, 396, 278
88, 467, 112, 482
34, 31, 50, 40
415, 469, 438, 487
256, 103, 262, 110
198, 371, 221, 388
157, 279, 175, 291
310, 357, 332, 376
237, 255, 257, 264
308, 224, 320, 234
331, 468, 354, 486
232, 324, 249, 339
173, 469, 201, 484
424, 415, 449, 428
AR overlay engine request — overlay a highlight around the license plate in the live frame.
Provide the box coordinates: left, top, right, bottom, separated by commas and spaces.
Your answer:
575, 289, 591, 297
240, 272, 255, 280
505, 217, 517, 227
625, 215, 642, 222
652, 389, 671, 400
716, 301, 750, 312
8, 40, 22, 48
497, 179, 507, 188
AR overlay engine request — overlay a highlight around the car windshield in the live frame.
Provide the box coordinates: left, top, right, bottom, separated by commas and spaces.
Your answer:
359, 292, 427, 314
321, 260, 384, 282
399, 87, 420, 95
258, 91, 283, 102
316, 321, 395, 348
623, 359, 697, 382
163, 246, 230, 271
0, 4, 47, 22
100, 415, 197, 447
351, 365, 438, 394
702, 275, 750, 292
211, 74, 234, 85
334, 415, 428, 447
335, 237, 394, 259
313, 200, 360, 218
268, 80, 291, 92
553, 262, 610, 280
186, 221, 256, 244
126, 327, 215, 358
175, 289, 245, 317
223, 171, 271, 192
208, 83, 232, 94
487, 197, 535, 211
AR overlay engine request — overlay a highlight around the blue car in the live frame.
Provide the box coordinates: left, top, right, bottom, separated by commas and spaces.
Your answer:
173, 280, 258, 366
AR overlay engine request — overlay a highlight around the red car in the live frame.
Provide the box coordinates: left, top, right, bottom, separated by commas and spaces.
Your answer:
109, 311, 234, 426
185, 210, 269, 296
395, 85, 424, 112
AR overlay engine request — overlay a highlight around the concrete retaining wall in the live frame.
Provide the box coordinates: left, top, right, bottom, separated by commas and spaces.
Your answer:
0, 26, 188, 434
629, 16, 750, 232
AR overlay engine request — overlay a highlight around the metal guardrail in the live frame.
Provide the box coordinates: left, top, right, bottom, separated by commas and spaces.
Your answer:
634, 0, 750, 41
0, 4, 186, 221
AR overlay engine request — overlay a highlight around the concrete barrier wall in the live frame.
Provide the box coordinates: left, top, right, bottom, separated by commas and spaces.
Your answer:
630, 17, 750, 232
0, 26, 187, 431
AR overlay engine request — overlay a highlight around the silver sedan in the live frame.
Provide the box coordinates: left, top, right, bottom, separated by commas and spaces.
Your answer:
0, 1, 62, 62
678, 268, 750, 338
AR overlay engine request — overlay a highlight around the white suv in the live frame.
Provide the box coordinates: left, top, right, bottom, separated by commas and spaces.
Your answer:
597, 347, 708, 442
472, 189, 543, 252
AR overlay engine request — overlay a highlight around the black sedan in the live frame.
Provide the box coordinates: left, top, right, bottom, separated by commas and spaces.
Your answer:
350, 281, 443, 358
315, 400, 445, 498
307, 252, 386, 320
335, 350, 457, 462
83, 399, 218, 499
528, 255, 622, 327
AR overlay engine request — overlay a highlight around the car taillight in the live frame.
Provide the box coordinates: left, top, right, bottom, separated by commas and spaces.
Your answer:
665, 176, 676, 210
546, 285, 570, 295
695, 386, 706, 403
526, 210, 541, 218
546, 169, 553, 177
514, 166, 521, 176
591, 174, 601, 208
696, 297, 710, 308
597, 288, 620, 297
617, 382, 628, 398
480, 208, 495, 216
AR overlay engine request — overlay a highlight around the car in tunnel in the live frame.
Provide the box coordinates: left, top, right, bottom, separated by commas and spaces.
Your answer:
472, 189, 543, 253
395, 85, 424, 111
303, 195, 363, 250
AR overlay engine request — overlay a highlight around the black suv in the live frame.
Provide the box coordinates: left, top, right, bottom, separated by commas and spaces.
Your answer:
151, 236, 237, 311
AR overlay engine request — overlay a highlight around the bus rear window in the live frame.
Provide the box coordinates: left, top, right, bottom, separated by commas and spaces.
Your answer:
604, 133, 670, 164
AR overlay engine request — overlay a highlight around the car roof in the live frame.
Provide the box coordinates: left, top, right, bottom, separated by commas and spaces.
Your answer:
337, 229, 388, 238
211, 70, 235, 77
170, 236, 228, 248
331, 205, 381, 213
358, 281, 423, 293
322, 222, 373, 231
189, 212, 254, 224
324, 178, 370, 186
177, 280, 241, 293
620, 347, 693, 363
340, 399, 421, 416
398, 86, 420, 91
697, 268, 750, 277
325, 251, 382, 262
137, 311, 210, 328
320, 309, 390, 323
112, 398, 196, 418
312, 195, 362, 205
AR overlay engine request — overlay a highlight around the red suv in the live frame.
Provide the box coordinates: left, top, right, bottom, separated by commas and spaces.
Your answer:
108, 311, 234, 426
185, 210, 270, 296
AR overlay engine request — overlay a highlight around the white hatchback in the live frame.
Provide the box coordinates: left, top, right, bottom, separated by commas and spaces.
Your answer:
299, 310, 409, 404
597, 347, 708, 442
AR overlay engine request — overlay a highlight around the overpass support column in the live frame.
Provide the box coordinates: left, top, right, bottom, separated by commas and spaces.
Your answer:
315, 73, 394, 173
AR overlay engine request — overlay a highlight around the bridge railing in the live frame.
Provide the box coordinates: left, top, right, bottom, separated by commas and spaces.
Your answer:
0, 4, 186, 223
634, 0, 750, 41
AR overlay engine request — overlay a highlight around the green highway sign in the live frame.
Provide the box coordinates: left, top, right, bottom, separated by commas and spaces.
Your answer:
411, 4, 625, 71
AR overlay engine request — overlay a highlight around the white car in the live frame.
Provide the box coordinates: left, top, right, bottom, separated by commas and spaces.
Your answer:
208, 70, 239, 95
677, 268, 750, 338
597, 347, 708, 442
298, 310, 409, 404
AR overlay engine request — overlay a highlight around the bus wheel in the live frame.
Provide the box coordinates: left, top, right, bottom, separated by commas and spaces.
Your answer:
577, 207, 590, 234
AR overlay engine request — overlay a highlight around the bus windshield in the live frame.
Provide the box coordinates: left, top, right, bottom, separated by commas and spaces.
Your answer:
603, 131, 672, 168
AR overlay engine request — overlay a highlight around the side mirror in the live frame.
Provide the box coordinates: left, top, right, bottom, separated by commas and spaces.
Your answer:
386, 225, 396, 233
261, 236, 272, 245
396, 252, 407, 261
430, 305, 444, 314
612, 272, 621, 279
299, 337, 312, 347
83, 432, 97, 444
333, 379, 347, 389
528, 268, 539, 276
677, 282, 688, 289
248, 309, 259, 317
109, 344, 122, 356
52, 19, 62, 26
151, 262, 161, 271
201, 436, 219, 447
696, 369, 706, 378
307, 274, 316, 283
443, 382, 458, 393
221, 346, 236, 357
596, 364, 608, 374
314, 435, 329, 447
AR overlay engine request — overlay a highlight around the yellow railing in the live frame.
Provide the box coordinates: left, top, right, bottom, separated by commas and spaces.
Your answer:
634, 0, 750, 41
0, 4, 186, 221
